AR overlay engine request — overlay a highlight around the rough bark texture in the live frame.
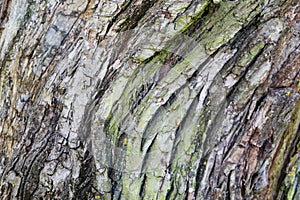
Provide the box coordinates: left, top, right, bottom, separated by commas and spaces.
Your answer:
0, 0, 299, 199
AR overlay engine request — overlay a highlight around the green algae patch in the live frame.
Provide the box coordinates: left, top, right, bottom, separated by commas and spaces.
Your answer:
273, 100, 300, 199
285, 101, 300, 200
201, 0, 264, 54
121, 176, 144, 199
250, 41, 265, 55
180, 0, 211, 34
104, 51, 170, 140
237, 41, 265, 67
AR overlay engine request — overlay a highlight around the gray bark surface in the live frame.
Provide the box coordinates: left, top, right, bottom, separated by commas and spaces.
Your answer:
0, 0, 299, 199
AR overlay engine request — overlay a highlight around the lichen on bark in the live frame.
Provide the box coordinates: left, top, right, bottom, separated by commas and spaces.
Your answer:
0, 0, 299, 199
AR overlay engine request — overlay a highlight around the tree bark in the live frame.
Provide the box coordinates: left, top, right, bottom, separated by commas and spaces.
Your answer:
0, 0, 299, 199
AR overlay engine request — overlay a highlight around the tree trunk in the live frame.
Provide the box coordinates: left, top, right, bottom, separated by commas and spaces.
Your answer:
0, 0, 299, 199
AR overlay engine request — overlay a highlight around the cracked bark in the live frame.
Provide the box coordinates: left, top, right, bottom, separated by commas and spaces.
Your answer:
0, 0, 299, 199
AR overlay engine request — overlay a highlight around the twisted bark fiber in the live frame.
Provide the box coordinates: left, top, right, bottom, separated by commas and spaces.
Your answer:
0, 0, 299, 199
